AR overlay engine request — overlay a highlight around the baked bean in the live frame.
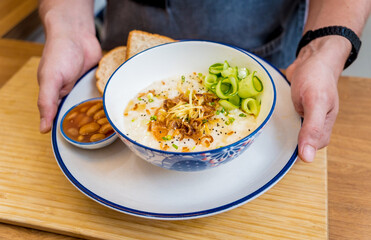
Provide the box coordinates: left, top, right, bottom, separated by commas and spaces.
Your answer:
73, 113, 85, 124
99, 123, 113, 134
77, 116, 92, 127
66, 111, 78, 121
93, 109, 105, 120
97, 117, 109, 125
63, 99, 113, 143
77, 135, 84, 142
80, 106, 89, 113
79, 122, 100, 135
90, 133, 106, 142
67, 128, 79, 137
86, 102, 103, 117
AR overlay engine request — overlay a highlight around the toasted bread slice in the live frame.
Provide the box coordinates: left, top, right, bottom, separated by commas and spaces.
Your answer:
95, 46, 126, 95
126, 30, 175, 60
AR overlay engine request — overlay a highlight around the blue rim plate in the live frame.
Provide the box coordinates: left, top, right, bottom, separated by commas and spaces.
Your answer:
51, 51, 301, 220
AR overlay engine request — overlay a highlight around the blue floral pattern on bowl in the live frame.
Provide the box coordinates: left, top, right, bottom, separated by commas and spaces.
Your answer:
118, 128, 262, 171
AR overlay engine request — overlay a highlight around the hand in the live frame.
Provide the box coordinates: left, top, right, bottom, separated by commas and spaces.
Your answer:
286, 36, 351, 162
37, 33, 101, 133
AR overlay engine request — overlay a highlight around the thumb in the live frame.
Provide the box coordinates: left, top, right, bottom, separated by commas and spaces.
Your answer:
298, 101, 327, 163
37, 69, 64, 133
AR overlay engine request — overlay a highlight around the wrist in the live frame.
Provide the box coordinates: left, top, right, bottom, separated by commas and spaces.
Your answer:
41, 7, 101, 72
297, 36, 352, 74
43, 9, 96, 39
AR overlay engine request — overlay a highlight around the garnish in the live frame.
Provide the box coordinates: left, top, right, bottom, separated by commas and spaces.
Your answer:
162, 135, 172, 141
147, 89, 218, 143
203, 60, 263, 116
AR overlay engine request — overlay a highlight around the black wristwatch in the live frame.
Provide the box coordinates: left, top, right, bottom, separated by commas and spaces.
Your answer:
296, 26, 362, 69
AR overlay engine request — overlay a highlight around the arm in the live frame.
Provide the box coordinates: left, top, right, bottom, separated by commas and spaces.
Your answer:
286, 0, 371, 162
38, 0, 102, 133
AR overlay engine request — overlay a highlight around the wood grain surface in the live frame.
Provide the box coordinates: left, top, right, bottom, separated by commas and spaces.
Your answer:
0, 0, 38, 37
328, 76, 371, 239
0, 57, 327, 240
0, 39, 43, 88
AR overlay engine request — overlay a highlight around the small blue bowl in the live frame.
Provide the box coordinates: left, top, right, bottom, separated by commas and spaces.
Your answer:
60, 97, 117, 149
104, 41, 276, 171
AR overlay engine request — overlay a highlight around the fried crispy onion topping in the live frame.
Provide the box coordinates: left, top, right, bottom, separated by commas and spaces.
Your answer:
148, 91, 218, 148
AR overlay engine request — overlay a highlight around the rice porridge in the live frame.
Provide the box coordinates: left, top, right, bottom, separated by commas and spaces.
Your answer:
122, 71, 259, 152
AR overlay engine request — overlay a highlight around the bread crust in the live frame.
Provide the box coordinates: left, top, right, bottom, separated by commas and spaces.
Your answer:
95, 46, 126, 95
95, 30, 176, 95
125, 30, 175, 60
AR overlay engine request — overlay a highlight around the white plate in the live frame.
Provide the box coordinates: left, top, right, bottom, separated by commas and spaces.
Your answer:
52, 57, 301, 220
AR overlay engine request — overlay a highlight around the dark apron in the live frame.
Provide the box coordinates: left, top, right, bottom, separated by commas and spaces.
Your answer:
101, 0, 306, 68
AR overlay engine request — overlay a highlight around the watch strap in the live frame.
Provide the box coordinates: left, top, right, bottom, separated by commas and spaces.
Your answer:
296, 26, 362, 69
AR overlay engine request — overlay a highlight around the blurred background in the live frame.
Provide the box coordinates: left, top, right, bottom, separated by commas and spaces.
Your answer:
1, 0, 370, 77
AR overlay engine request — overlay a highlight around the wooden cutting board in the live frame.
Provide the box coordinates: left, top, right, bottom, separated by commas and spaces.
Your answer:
0, 57, 327, 240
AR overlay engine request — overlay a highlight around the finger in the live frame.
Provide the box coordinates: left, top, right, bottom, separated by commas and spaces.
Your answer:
298, 101, 328, 163
37, 69, 63, 133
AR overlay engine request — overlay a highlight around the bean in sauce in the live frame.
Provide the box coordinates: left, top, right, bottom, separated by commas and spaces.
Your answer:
63, 100, 114, 142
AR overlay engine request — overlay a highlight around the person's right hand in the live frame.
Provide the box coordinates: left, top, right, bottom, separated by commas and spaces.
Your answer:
37, 33, 101, 133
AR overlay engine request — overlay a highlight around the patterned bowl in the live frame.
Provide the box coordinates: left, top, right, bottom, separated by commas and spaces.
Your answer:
103, 41, 276, 171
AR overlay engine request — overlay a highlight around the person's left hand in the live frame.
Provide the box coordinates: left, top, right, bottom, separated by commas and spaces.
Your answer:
286, 36, 351, 162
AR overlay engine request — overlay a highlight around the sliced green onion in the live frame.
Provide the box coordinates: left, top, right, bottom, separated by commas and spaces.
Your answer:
162, 135, 172, 141
216, 76, 238, 99
172, 144, 178, 150
238, 71, 262, 98
227, 76, 238, 96
253, 75, 264, 92
238, 67, 249, 80
219, 100, 239, 111
239, 113, 247, 117
204, 74, 218, 88
223, 60, 230, 70
225, 117, 234, 125
221, 67, 236, 78
228, 94, 241, 106
216, 80, 231, 99
150, 115, 157, 121
148, 98, 154, 103
241, 98, 260, 116
220, 82, 231, 93
209, 63, 224, 75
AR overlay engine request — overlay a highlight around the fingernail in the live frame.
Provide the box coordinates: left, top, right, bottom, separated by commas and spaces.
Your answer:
40, 118, 47, 133
302, 144, 315, 163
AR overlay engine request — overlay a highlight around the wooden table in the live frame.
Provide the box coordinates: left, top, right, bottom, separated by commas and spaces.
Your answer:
0, 0, 38, 37
0, 39, 370, 239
